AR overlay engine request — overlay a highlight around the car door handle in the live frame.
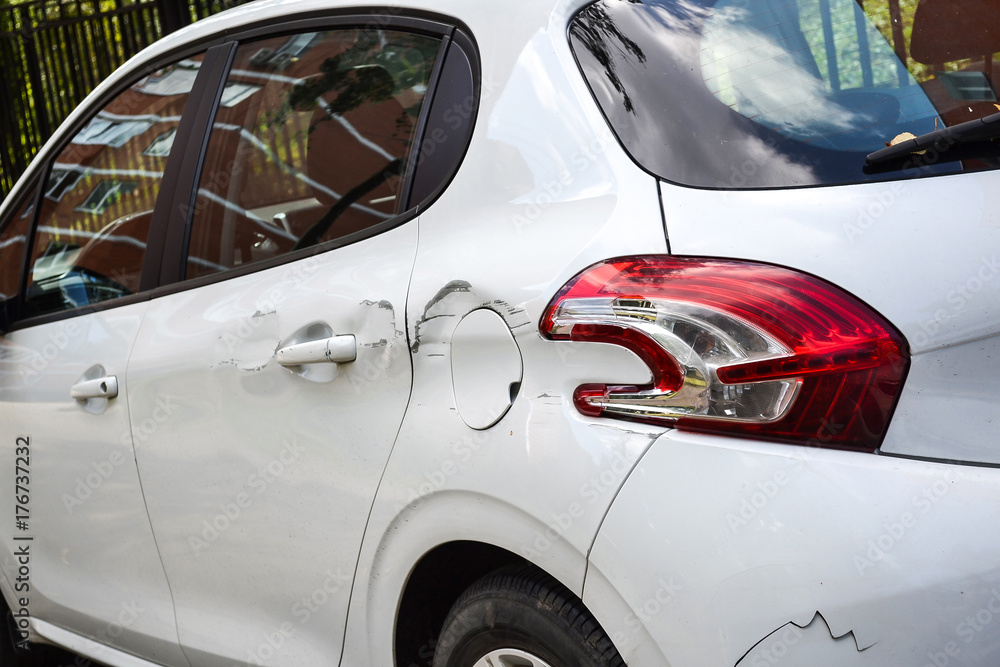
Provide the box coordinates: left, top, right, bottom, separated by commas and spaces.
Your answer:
70, 375, 119, 399
275, 335, 357, 366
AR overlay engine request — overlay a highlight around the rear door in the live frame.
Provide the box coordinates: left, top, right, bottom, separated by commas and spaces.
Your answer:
123, 20, 449, 666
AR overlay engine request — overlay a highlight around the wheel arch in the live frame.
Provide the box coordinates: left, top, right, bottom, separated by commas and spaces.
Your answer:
393, 540, 524, 667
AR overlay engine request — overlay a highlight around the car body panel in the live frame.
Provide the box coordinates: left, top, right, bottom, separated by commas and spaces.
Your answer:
589, 430, 1000, 666
880, 334, 1000, 465
340, 0, 673, 662
124, 223, 417, 667
0, 304, 189, 666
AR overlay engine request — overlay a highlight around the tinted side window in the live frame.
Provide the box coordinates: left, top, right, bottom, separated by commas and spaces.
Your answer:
0, 183, 36, 302
184, 28, 443, 280
23, 57, 203, 318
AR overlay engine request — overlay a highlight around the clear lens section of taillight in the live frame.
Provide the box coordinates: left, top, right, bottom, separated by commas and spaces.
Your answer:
541, 257, 909, 451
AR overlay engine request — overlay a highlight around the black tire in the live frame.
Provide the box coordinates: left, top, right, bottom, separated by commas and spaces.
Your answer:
432, 564, 626, 667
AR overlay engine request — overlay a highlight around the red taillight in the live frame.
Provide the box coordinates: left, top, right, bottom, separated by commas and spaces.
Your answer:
540, 256, 909, 451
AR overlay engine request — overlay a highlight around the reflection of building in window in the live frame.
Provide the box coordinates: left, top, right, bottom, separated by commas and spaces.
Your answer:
74, 114, 155, 147
45, 168, 83, 200
75, 180, 139, 215
137, 61, 201, 96
144, 128, 177, 156
220, 82, 260, 107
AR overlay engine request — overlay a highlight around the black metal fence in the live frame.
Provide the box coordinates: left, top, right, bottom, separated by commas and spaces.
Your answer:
0, 0, 250, 199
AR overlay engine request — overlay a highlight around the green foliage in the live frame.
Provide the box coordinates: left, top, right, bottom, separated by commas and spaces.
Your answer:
1, 0, 246, 199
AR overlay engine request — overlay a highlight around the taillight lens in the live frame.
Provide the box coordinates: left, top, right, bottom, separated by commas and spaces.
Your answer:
540, 257, 909, 451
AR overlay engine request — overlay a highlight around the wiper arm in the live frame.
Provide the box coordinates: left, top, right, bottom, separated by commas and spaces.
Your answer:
864, 111, 1000, 173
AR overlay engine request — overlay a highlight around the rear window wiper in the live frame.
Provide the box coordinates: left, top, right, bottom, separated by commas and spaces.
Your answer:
864, 111, 1000, 173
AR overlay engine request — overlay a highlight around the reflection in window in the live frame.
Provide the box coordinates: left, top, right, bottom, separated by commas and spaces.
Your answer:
144, 129, 177, 157
74, 114, 156, 147
184, 28, 443, 280
45, 168, 83, 200
137, 61, 201, 97
0, 188, 34, 301
24, 54, 205, 318
570, 0, 999, 188
220, 82, 261, 107
701, 0, 940, 149
75, 180, 140, 214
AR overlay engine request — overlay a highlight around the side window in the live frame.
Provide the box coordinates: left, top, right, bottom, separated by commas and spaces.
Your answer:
184, 28, 443, 280
0, 182, 37, 303
22, 56, 204, 318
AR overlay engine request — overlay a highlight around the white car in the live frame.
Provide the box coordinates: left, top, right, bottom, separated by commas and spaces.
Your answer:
2, 0, 1000, 665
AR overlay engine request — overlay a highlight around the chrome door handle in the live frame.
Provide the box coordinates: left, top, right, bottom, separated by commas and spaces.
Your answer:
275, 335, 357, 366
70, 375, 119, 399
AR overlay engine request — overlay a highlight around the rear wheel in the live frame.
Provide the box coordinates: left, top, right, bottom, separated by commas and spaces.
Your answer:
433, 565, 625, 667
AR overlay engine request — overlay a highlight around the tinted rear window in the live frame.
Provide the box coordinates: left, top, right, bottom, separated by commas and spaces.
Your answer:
570, 0, 1000, 188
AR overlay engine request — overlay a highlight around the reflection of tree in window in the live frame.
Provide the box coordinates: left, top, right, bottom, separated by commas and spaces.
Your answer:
184, 29, 443, 279
570, 2, 647, 114
277, 32, 438, 245
75, 180, 139, 215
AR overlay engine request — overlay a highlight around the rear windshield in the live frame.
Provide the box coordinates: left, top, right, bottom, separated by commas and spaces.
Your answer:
570, 0, 1000, 188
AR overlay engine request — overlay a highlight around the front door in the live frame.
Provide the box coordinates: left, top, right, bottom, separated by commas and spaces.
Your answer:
0, 55, 206, 665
